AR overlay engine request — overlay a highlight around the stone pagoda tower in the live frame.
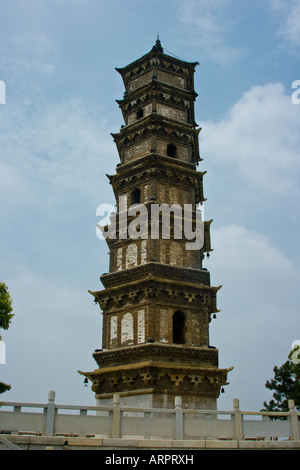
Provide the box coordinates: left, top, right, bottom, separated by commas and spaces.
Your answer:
80, 40, 231, 409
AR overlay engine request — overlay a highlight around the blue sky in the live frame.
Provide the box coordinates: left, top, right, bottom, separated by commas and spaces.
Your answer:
0, 0, 299, 411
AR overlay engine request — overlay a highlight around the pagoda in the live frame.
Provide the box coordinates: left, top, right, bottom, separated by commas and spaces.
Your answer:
80, 40, 231, 409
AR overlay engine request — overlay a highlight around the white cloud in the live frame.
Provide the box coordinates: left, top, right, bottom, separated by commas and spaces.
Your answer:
212, 223, 299, 297
0, 97, 115, 403
0, 98, 116, 214
2, 267, 101, 404
270, 0, 300, 47
199, 83, 300, 194
40, 63, 56, 74
0, 26, 58, 78
178, 0, 243, 64
210, 223, 300, 409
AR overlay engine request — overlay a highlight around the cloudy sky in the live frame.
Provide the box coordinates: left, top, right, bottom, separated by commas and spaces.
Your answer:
0, 0, 299, 411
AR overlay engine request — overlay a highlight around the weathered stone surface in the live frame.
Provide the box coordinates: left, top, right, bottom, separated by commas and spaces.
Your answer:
83, 41, 231, 408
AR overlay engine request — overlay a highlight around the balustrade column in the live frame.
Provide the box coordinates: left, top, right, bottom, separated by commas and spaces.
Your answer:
289, 399, 300, 440
233, 398, 243, 440
175, 396, 183, 440
45, 390, 56, 436
112, 393, 121, 438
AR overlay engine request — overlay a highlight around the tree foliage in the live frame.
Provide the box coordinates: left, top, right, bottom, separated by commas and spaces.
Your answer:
262, 347, 300, 412
0, 282, 14, 394
0, 282, 14, 337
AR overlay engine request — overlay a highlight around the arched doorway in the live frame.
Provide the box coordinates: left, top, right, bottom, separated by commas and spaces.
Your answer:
172, 311, 185, 344
167, 143, 177, 158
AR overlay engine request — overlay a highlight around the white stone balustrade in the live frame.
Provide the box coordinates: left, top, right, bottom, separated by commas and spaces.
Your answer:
0, 391, 299, 449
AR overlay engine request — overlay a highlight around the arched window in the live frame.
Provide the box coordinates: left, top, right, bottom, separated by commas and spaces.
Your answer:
136, 108, 144, 119
121, 312, 134, 346
172, 311, 185, 344
131, 188, 141, 205
167, 143, 177, 158
125, 244, 138, 268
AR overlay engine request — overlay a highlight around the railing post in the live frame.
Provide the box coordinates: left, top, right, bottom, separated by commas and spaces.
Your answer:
175, 396, 183, 440
233, 398, 243, 440
79, 409, 88, 436
112, 393, 121, 438
45, 390, 56, 436
289, 399, 300, 440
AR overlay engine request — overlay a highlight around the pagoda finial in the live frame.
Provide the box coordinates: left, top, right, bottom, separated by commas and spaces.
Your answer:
152, 35, 163, 53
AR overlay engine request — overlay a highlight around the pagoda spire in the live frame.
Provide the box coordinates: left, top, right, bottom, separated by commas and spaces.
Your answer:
152, 36, 163, 53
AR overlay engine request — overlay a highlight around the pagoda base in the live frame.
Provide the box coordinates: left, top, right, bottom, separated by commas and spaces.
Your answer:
95, 389, 218, 410
79, 356, 232, 410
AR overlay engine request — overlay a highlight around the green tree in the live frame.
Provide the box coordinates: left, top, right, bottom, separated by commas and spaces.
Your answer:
0, 282, 14, 394
262, 347, 300, 412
